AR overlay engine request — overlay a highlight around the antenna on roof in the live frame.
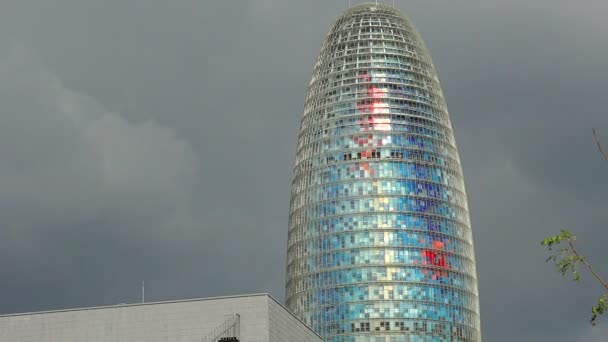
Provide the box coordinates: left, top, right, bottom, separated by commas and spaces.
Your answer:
141, 281, 145, 303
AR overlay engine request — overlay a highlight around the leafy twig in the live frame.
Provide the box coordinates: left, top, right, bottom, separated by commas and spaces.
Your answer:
542, 230, 608, 325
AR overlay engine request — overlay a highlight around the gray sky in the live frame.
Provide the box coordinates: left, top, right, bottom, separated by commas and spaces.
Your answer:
0, 0, 607, 340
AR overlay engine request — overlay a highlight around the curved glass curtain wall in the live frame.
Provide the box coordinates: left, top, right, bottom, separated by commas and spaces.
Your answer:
286, 3, 481, 342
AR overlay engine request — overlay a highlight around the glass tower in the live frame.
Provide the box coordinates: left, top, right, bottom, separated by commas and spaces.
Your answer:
286, 3, 481, 342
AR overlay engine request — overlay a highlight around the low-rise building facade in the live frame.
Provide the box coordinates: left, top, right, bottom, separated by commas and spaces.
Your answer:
0, 293, 322, 342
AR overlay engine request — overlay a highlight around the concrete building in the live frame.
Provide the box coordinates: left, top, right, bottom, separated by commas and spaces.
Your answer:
0, 293, 323, 342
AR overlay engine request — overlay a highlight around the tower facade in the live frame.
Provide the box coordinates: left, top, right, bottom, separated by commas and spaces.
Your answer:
286, 3, 481, 342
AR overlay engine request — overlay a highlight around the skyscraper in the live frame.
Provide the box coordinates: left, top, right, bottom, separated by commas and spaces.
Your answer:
286, 3, 481, 342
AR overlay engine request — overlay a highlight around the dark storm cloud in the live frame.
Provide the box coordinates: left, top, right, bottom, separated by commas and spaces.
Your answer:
0, 0, 607, 341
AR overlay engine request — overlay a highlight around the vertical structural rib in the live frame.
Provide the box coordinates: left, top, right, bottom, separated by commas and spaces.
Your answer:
286, 3, 481, 342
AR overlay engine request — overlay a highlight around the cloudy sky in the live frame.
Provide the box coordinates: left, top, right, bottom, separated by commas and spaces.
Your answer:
0, 0, 607, 340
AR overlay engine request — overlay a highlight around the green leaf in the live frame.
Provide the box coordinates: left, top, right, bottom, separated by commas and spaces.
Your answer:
591, 294, 608, 325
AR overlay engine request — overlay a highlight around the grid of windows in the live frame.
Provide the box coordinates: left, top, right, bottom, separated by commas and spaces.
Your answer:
286, 4, 481, 342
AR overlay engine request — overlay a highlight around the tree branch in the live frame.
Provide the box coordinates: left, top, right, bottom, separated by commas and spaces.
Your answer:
593, 128, 608, 160
568, 240, 608, 291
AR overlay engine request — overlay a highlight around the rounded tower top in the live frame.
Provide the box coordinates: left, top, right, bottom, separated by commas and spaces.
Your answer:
345, 2, 401, 14
324, 2, 426, 60
338, 3, 407, 19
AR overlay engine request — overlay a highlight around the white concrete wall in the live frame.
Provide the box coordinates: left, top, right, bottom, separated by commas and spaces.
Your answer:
267, 297, 321, 342
0, 294, 322, 342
